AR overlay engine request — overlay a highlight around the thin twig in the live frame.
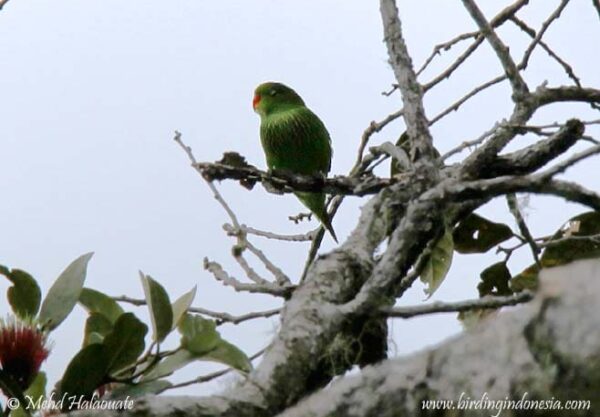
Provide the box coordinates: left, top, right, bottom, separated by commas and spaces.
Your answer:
159, 348, 266, 392
441, 122, 502, 161
461, 0, 529, 96
540, 143, 600, 178
174, 132, 241, 229
422, 0, 529, 92
417, 30, 479, 76
429, 74, 507, 126
236, 224, 314, 242
385, 291, 534, 318
518, 0, 570, 71
539, 232, 600, 248
204, 258, 293, 297
510, 15, 581, 87
114, 295, 281, 326
506, 193, 540, 265
175, 131, 293, 287
353, 109, 404, 175
223, 224, 293, 285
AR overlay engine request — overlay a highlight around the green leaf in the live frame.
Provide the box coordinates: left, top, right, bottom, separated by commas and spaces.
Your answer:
171, 286, 197, 330
11, 372, 47, 417
102, 313, 148, 374
420, 227, 454, 297
141, 350, 195, 382
203, 340, 253, 373
453, 214, 513, 254
0, 267, 41, 319
79, 288, 124, 324
178, 314, 220, 355
38, 253, 94, 331
83, 313, 113, 346
59, 343, 110, 404
107, 380, 172, 399
478, 262, 513, 297
140, 272, 173, 343
540, 211, 600, 267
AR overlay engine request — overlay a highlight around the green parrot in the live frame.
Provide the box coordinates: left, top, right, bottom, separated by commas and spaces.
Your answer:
253, 82, 338, 242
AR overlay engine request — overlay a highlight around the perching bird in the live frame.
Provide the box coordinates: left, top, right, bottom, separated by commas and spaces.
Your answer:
252, 82, 337, 242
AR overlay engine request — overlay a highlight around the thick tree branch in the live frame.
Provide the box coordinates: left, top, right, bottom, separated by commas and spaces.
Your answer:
195, 159, 398, 196
484, 118, 584, 176
380, 0, 437, 166
277, 260, 600, 417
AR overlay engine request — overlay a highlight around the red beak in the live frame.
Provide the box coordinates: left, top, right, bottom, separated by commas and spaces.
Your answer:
252, 94, 261, 109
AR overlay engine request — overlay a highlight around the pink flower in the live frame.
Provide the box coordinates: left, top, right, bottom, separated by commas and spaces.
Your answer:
0, 318, 50, 389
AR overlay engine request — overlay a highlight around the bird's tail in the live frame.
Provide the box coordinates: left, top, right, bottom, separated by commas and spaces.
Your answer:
296, 192, 338, 243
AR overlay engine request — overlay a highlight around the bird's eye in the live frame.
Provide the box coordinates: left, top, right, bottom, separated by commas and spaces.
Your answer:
269, 89, 277, 96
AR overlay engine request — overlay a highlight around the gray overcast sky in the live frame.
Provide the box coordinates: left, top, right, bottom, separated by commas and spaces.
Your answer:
1, 1, 598, 395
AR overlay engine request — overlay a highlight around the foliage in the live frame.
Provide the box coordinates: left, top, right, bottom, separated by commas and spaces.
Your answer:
0, 255, 251, 413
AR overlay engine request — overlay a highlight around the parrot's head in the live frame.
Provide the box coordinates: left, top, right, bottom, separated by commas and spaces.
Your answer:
253, 82, 305, 117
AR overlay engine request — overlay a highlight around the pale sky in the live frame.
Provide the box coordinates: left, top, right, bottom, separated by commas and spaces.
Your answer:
1, 0, 598, 395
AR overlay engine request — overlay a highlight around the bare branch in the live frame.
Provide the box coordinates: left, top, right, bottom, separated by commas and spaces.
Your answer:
540, 142, 600, 178
417, 30, 479, 77
422, 0, 530, 92
160, 348, 267, 393
380, 0, 437, 166
484, 118, 585, 176
460, 87, 600, 177
232, 249, 271, 286
223, 224, 293, 285
229, 224, 313, 243
537, 179, 600, 211
353, 109, 404, 174
535, 85, 600, 106
510, 15, 581, 87
384, 291, 533, 318
518, 0, 570, 71
174, 132, 241, 229
429, 74, 507, 126
441, 122, 502, 161
506, 193, 540, 265
204, 258, 294, 297
441, 174, 600, 212
195, 160, 398, 196
461, 0, 529, 96
114, 295, 281, 326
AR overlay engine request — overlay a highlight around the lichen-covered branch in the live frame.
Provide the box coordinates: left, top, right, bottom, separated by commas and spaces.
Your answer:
277, 260, 600, 417
384, 291, 534, 318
